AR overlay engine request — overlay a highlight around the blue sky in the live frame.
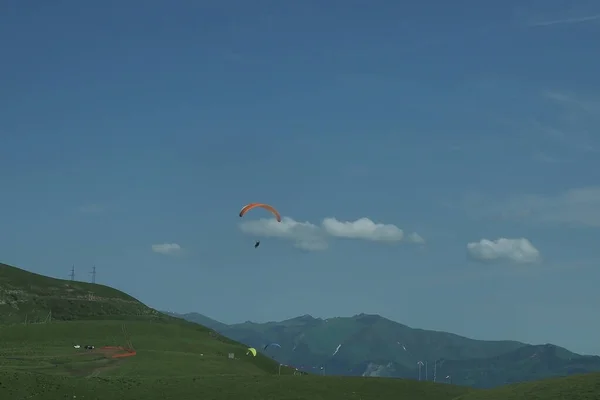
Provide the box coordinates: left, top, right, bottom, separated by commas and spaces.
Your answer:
1, 1, 599, 355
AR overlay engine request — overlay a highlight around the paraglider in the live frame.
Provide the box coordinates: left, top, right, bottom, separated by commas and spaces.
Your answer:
239, 203, 282, 222
239, 203, 281, 247
246, 347, 257, 357
263, 343, 281, 351
263, 343, 282, 363
332, 344, 342, 356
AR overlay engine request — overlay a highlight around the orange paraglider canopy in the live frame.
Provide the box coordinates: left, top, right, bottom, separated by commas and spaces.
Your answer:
239, 203, 282, 222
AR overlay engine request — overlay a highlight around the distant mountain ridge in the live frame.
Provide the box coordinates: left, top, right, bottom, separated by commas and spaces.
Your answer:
162, 311, 228, 331
167, 311, 600, 388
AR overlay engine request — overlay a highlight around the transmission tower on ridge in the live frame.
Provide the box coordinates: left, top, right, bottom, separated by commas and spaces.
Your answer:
90, 265, 96, 284
69, 265, 75, 281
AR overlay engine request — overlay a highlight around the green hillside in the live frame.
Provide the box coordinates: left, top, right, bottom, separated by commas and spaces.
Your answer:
456, 372, 600, 400
0, 262, 162, 324
0, 319, 283, 378
172, 312, 600, 388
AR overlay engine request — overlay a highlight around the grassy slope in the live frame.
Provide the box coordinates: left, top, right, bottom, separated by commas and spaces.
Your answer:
0, 372, 474, 400
457, 372, 600, 400
0, 319, 287, 378
0, 262, 162, 323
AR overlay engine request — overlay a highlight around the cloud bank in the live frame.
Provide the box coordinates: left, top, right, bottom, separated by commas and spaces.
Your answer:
152, 243, 182, 256
239, 216, 424, 251
467, 238, 540, 264
322, 217, 404, 241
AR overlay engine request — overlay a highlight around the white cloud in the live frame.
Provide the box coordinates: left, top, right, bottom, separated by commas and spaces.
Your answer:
322, 217, 405, 241
467, 238, 541, 264
239, 216, 424, 250
152, 243, 182, 256
239, 217, 328, 251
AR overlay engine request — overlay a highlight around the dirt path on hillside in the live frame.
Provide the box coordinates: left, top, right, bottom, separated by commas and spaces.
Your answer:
74, 347, 135, 378
86, 360, 123, 378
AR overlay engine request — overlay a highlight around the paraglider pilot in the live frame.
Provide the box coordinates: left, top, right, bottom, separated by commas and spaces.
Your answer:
254, 241, 260, 248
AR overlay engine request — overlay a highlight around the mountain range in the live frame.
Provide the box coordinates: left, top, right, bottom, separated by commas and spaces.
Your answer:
165, 311, 600, 388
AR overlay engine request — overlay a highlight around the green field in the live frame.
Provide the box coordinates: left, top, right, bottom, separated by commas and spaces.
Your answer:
1, 262, 599, 399
457, 372, 600, 400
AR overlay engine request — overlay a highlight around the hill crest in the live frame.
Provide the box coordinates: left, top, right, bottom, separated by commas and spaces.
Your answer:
0, 262, 160, 324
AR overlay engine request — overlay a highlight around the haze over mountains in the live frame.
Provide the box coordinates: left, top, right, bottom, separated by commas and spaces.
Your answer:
166, 311, 600, 388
